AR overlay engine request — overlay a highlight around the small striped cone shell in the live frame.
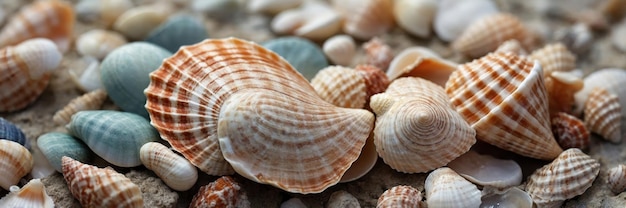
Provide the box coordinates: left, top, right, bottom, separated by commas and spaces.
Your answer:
53, 89, 108, 125
0, 179, 54, 208
551, 112, 590, 150
451, 13, 535, 58
139, 142, 198, 191
584, 87, 622, 143
0, 0, 74, 52
528, 43, 576, 77
0, 38, 62, 112
386, 47, 457, 86
363, 37, 394, 71
310, 66, 368, 108
190, 176, 251, 208
425, 167, 482, 208
370, 77, 476, 173
0, 140, 33, 190
61, 156, 143, 207
445, 53, 563, 160
494, 39, 528, 55
377, 185, 423, 208
545, 71, 584, 114
332, 0, 394, 40
144, 38, 375, 193
525, 148, 600, 208
607, 164, 626, 194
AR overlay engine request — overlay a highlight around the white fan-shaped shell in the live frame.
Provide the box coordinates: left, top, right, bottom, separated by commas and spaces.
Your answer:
425, 167, 481, 208
139, 142, 198, 191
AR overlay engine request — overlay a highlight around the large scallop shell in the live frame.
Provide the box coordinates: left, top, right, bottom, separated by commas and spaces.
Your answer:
584, 87, 622, 143
445, 52, 563, 160
52, 89, 108, 125
0, 140, 34, 190
0, 179, 54, 208
377, 185, 423, 208
139, 142, 198, 191
144, 38, 375, 193
331, 0, 394, 40
607, 164, 626, 194
574, 68, 626, 117
551, 112, 590, 150
528, 43, 576, 76
190, 176, 251, 208
386, 47, 457, 86
370, 77, 476, 173
425, 167, 482, 208
61, 156, 143, 207
525, 148, 600, 208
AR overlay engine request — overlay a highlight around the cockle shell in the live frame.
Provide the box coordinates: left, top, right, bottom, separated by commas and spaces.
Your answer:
393, 0, 437, 38
0, 38, 62, 112
551, 112, 590, 150
37, 132, 93, 173
433, 0, 498, 42
425, 167, 482, 208
247, 0, 303, 14
271, 1, 342, 41
76, 29, 127, 60
544, 71, 584, 114
0, 0, 74, 52
377, 185, 423, 208
370, 77, 476, 173
66, 110, 160, 167
53, 89, 108, 125
386, 46, 457, 86
494, 39, 528, 55
0, 140, 33, 190
445, 52, 563, 160
0, 117, 28, 148
447, 150, 522, 188
525, 148, 600, 208
574, 68, 626, 117
331, 0, 394, 40
139, 142, 198, 191
323, 35, 356, 66
363, 37, 394, 71
61, 156, 143, 207
584, 87, 622, 143
310, 66, 367, 109
75, 0, 133, 26
145, 15, 209, 53
68, 56, 103, 92
0, 179, 54, 208
607, 164, 626, 194
113, 3, 174, 40
262, 37, 329, 80
481, 187, 532, 208
190, 176, 251, 208
144, 38, 375, 193
528, 43, 576, 76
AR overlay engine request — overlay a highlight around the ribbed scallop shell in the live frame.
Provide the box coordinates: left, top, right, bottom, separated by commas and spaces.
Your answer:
0, 1, 74, 52
53, 89, 108, 125
310, 66, 367, 108
0, 140, 33, 190
363, 37, 394, 71
377, 185, 423, 208
528, 43, 576, 76
551, 112, 590, 150
0, 38, 62, 112
525, 148, 600, 208
608, 164, 626, 194
451, 13, 534, 58
0, 179, 54, 208
323, 35, 356, 66
0, 117, 28, 148
386, 47, 457, 86
144, 38, 375, 193
331, 0, 394, 40
425, 167, 481, 208
139, 142, 198, 191
370, 77, 476, 173
574, 68, 626, 117
545, 71, 584, 114
445, 52, 563, 160
190, 176, 250, 208
584, 87, 622, 143
494, 39, 528, 55
61, 156, 143, 207
76, 29, 127, 60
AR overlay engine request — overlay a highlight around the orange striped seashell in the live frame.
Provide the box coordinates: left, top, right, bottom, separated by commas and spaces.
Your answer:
377, 185, 424, 208
310, 66, 368, 108
0, 38, 62, 112
551, 112, 590, 150
584, 87, 622, 143
52, 89, 108, 125
445, 52, 563, 160
0, 140, 33, 190
528, 43, 576, 76
0, 1, 74, 53
363, 37, 394, 71
331, 0, 394, 40
545, 71, 584, 114
355, 64, 390, 100
61, 156, 143, 207
144, 38, 375, 193
190, 176, 250, 208
386, 47, 457, 86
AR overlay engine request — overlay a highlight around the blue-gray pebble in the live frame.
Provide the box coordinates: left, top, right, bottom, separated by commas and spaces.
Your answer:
37, 132, 93, 172
145, 15, 209, 53
0, 117, 28, 149
262, 37, 329, 80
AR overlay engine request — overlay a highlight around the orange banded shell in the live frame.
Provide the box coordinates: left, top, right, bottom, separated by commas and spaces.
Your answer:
190, 176, 250, 208
377, 185, 423, 208
551, 112, 590, 150
584, 87, 622, 143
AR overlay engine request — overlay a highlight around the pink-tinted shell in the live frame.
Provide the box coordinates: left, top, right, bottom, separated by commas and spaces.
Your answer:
363, 37, 394, 71
584, 87, 622, 143
551, 112, 590, 150
376, 185, 423, 208
190, 176, 250, 208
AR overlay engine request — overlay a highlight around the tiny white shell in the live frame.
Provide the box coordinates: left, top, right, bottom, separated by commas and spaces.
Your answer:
425, 167, 481, 208
140, 142, 198, 191
323, 35, 356, 66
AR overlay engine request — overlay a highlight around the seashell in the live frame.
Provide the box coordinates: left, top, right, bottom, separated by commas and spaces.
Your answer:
0, 38, 62, 112
68, 56, 103, 93
61, 156, 143, 207
377, 185, 423, 208
53, 89, 108, 125
247, 0, 303, 14
101, 42, 172, 118
425, 167, 482, 208
328, 190, 360, 208
574, 68, 626, 117
433, 0, 499, 42
528, 43, 576, 77
370, 77, 476, 173
139, 142, 198, 191
393, 0, 437, 38
75, 0, 133, 26
525, 148, 600, 208
0, 140, 33, 190
262, 37, 329, 80
0, 179, 54, 208
494, 39, 528, 55
447, 150, 522, 188
0, 117, 28, 148
551, 112, 590, 150
599, 0, 626, 22
331, 0, 394, 40
584, 87, 622, 143
544, 71, 584, 114
113, 3, 174, 40
323, 35, 356, 66
190, 176, 251, 208
363, 37, 394, 71
340, 133, 378, 183
66, 110, 160, 167
481, 187, 532, 208
144, 38, 375, 193
76, 29, 127, 60
612, 21, 626, 52
355, 64, 391, 103
0, 0, 74, 52
145, 15, 209, 53
271, 1, 342, 41
445, 52, 563, 160
607, 164, 626, 194
310, 66, 367, 109
451, 13, 535, 58
36, 132, 93, 173
386, 46, 457, 86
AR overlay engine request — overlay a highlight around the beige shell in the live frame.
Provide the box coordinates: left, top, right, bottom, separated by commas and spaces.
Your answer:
190, 176, 251, 208
0, 38, 63, 112
525, 148, 600, 208
61, 156, 143, 207
0, 1, 74, 52
451, 13, 535, 58
425, 167, 482, 208
494, 39, 528, 55
323, 35, 356, 66
363, 37, 394, 71
393, 0, 437, 38
528, 43, 576, 77
551, 112, 590, 150
76, 0, 134, 27
545, 71, 584, 114
447, 150, 522, 188
331, 0, 394, 40
574, 68, 626, 117
445, 52, 563, 160
377, 185, 423, 208
76, 29, 128, 60
139, 142, 198, 191
247, 0, 303, 14
53, 89, 108, 125
355, 64, 391, 102
0, 179, 54, 208
584, 87, 622, 143
607, 164, 626, 194
370, 77, 476, 173
310, 66, 367, 109
271, 1, 341, 40
113, 3, 173, 40
0, 140, 34, 190
339, 134, 378, 183
68, 56, 103, 92
386, 46, 457, 86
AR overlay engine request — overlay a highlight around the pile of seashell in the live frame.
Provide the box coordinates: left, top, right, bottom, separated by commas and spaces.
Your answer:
1, 0, 626, 207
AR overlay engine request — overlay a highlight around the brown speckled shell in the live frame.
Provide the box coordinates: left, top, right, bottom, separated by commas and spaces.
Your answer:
190, 176, 250, 208
584, 87, 622, 143
607, 164, 626, 194
376, 185, 423, 208
551, 112, 590, 150
310, 66, 368, 108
